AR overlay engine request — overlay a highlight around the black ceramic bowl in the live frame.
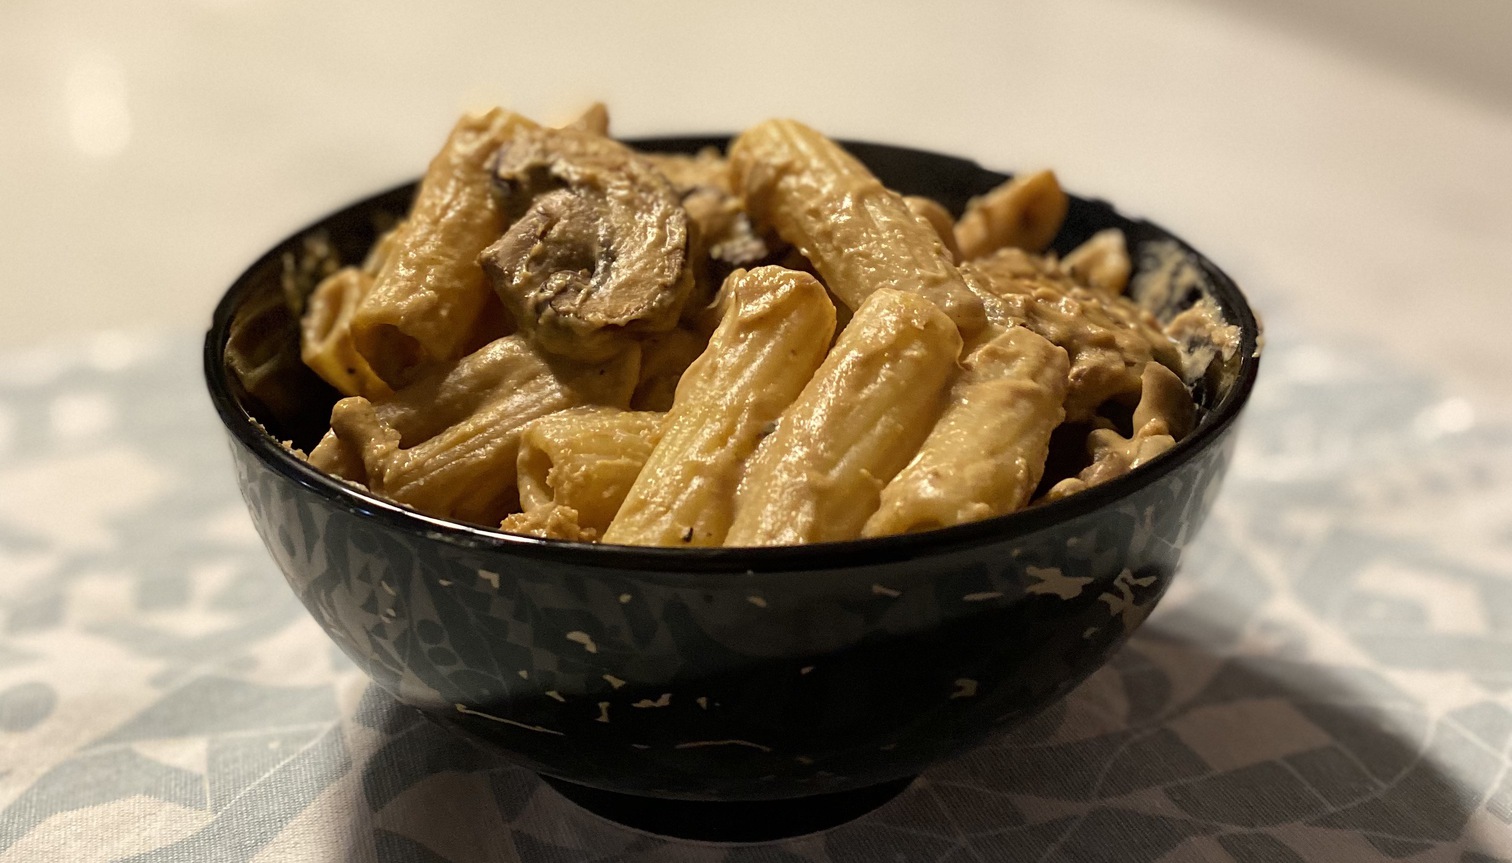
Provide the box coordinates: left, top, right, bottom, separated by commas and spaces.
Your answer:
205, 137, 1260, 839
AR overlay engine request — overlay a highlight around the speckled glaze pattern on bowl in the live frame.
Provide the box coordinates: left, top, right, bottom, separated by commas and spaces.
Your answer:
206, 137, 1260, 802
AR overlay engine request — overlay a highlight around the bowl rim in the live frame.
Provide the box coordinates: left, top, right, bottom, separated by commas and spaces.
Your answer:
204, 135, 1261, 575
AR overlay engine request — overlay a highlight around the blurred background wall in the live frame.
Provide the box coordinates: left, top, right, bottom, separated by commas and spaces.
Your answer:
1, 0, 1508, 402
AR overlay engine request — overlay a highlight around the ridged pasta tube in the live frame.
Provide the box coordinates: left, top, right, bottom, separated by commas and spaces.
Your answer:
863, 326, 1069, 536
1061, 228, 1131, 295
724, 288, 961, 546
728, 119, 985, 336
604, 267, 836, 546
954, 169, 1068, 260
322, 335, 638, 526
300, 268, 393, 400
515, 407, 666, 536
351, 108, 535, 386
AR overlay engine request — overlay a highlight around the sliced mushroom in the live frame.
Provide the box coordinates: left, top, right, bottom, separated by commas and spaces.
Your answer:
645, 148, 776, 328
483, 127, 694, 361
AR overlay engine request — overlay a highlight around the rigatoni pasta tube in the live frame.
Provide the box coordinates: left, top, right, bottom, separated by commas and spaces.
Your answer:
904, 195, 962, 263
325, 335, 638, 526
1060, 228, 1131, 295
728, 119, 985, 336
954, 169, 1067, 261
351, 108, 534, 387
604, 266, 836, 546
301, 267, 393, 400
863, 326, 1069, 536
724, 288, 961, 546
516, 407, 666, 535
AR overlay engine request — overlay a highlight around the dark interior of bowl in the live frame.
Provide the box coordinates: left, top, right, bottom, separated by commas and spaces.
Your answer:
206, 137, 1260, 839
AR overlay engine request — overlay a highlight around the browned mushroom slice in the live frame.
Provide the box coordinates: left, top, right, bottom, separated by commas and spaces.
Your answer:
644, 149, 768, 265
484, 128, 694, 360
645, 148, 777, 329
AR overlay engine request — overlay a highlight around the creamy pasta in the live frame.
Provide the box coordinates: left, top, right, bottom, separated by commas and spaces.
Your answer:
295, 105, 1217, 546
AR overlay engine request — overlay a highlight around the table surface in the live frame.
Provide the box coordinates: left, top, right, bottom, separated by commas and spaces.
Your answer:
1, 1, 1510, 861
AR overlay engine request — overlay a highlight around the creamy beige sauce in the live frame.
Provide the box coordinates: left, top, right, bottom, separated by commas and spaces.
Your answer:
1129, 239, 1248, 386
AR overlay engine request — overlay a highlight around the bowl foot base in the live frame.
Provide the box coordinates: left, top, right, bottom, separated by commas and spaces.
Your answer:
540, 775, 916, 842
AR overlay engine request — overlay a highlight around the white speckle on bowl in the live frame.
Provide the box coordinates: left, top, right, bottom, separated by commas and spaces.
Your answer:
1027, 565, 1092, 600
951, 679, 978, 699
632, 693, 671, 708
454, 703, 564, 736
871, 584, 901, 598
566, 631, 598, 653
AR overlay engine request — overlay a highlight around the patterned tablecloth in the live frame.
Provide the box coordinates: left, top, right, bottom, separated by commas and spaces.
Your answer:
0, 312, 1509, 863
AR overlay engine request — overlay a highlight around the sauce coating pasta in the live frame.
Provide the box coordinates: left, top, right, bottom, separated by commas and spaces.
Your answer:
295, 105, 1225, 546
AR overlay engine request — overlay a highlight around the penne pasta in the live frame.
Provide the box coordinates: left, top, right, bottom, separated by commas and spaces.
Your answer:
728, 119, 986, 336
559, 101, 610, 136
516, 407, 667, 535
351, 108, 536, 387
1060, 228, 1131, 295
724, 288, 961, 546
605, 267, 836, 546
323, 335, 639, 526
863, 326, 1069, 536
954, 169, 1068, 261
904, 195, 962, 263
361, 221, 406, 278
291, 106, 1221, 543
300, 267, 393, 400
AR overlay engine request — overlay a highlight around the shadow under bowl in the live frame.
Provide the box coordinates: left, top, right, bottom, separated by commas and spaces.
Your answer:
203, 137, 1261, 829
